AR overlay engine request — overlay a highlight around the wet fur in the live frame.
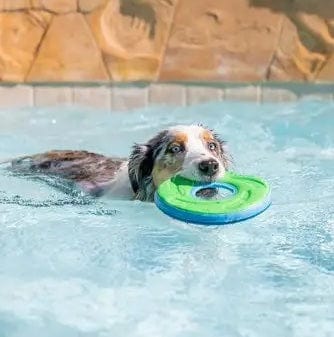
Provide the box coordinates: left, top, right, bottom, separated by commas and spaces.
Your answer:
3, 125, 230, 201
128, 130, 169, 201
11, 150, 126, 197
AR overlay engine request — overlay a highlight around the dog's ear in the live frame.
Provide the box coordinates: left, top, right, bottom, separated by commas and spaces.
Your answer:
128, 144, 153, 194
128, 130, 168, 200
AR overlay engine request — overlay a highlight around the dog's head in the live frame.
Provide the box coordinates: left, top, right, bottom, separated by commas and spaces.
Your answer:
128, 124, 230, 201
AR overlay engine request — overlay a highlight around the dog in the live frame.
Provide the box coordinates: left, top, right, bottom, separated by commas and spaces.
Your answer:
3, 124, 230, 201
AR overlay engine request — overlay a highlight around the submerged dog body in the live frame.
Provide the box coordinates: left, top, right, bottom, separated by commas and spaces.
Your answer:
7, 125, 229, 201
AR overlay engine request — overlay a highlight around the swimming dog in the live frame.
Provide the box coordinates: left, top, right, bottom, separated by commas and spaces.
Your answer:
4, 125, 229, 201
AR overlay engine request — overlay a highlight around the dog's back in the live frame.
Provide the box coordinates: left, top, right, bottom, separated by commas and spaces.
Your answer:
3, 150, 127, 197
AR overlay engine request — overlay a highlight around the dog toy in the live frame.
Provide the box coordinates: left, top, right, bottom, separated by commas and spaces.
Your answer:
154, 172, 271, 225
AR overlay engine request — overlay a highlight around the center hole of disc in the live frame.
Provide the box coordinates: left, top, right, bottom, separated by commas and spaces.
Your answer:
195, 186, 233, 200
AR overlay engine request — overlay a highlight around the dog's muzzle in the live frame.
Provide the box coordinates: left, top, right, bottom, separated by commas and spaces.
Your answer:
198, 159, 219, 176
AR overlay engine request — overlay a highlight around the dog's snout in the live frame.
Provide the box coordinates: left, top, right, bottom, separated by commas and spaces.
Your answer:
198, 159, 219, 176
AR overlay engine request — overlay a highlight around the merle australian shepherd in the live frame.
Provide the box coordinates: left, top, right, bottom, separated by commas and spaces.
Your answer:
4, 125, 230, 201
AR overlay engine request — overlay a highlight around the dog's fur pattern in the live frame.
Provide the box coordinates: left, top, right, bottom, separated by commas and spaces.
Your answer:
6, 125, 229, 201
10, 150, 126, 196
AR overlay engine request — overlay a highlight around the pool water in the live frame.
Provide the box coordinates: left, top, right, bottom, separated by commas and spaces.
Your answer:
0, 100, 333, 337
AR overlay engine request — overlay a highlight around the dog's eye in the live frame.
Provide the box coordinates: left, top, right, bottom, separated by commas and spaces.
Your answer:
208, 142, 217, 151
169, 145, 182, 154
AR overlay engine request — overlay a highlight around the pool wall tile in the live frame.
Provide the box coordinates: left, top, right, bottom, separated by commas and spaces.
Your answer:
149, 84, 186, 106
34, 87, 73, 107
73, 86, 111, 109
1, 83, 334, 110
261, 87, 298, 102
0, 85, 33, 108
299, 92, 334, 101
186, 86, 223, 105
224, 86, 260, 102
111, 86, 148, 111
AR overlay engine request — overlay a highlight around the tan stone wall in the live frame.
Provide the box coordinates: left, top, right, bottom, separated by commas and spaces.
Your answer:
1, 0, 334, 83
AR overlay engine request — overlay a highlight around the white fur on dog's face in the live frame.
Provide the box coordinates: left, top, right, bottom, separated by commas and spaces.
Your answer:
152, 125, 226, 186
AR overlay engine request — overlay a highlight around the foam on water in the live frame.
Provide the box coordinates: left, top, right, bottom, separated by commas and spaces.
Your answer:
0, 100, 333, 337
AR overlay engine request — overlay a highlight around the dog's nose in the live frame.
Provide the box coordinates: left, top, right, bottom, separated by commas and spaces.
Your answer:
198, 159, 219, 176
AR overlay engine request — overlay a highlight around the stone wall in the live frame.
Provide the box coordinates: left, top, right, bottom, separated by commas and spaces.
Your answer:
1, 0, 334, 83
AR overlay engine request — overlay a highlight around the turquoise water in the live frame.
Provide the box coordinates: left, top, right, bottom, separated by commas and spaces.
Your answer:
0, 100, 333, 337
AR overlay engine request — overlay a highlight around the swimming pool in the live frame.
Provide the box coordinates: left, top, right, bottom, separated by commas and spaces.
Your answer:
0, 100, 333, 337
